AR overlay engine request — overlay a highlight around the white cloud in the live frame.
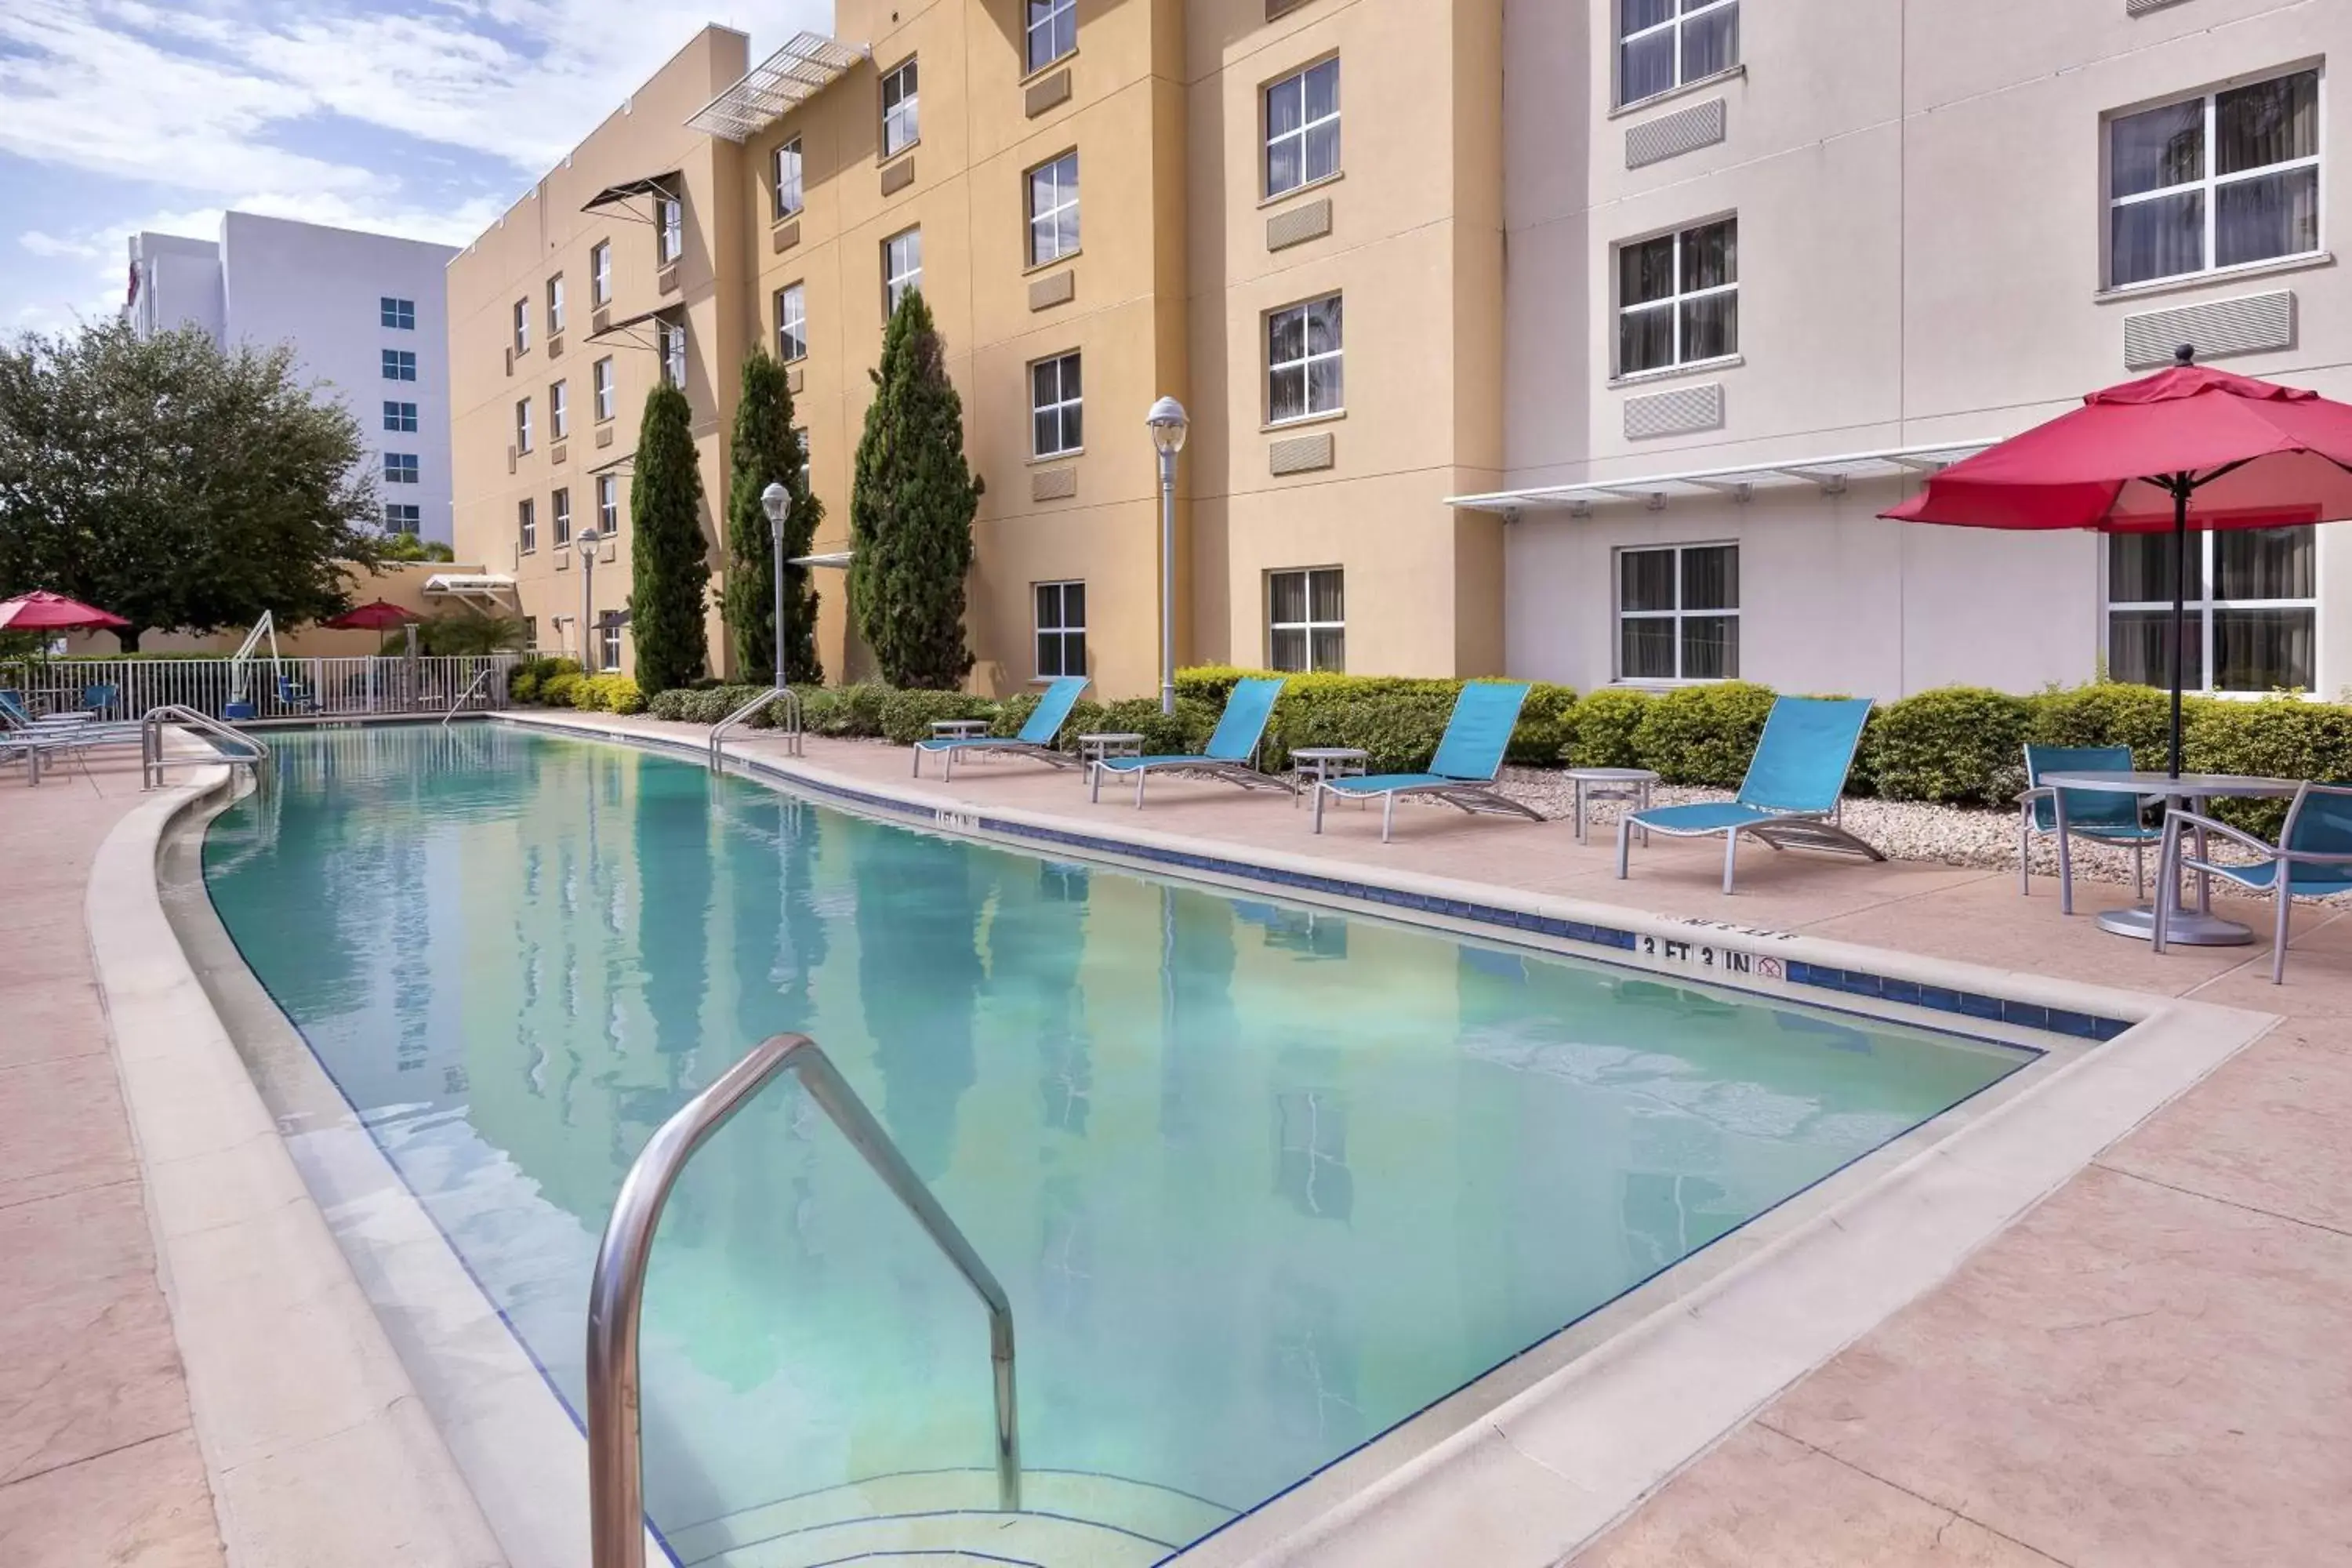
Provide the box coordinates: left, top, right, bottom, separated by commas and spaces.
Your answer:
18, 230, 103, 259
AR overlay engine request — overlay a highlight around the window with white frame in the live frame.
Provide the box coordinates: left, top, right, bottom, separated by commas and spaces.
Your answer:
1035, 580, 1086, 677
552, 487, 572, 548
1031, 351, 1083, 456
774, 139, 804, 220
517, 498, 536, 553
590, 241, 612, 306
1618, 543, 1738, 681
882, 58, 920, 158
513, 298, 530, 354
383, 400, 417, 433
1617, 217, 1737, 376
1268, 568, 1344, 673
777, 284, 807, 362
2108, 70, 2320, 289
597, 612, 624, 672
547, 274, 565, 334
1028, 0, 1076, 73
1618, 0, 1739, 109
383, 349, 417, 381
1267, 295, 1342, 424
380, 296, 416, 330
550, 381, 568, 441
884, 227, 923, 316
593, 357, 615, 421
515, 397, 533, 453
2108, 527, 2315, 691
384, 452, 419, 485
657, 195, 684, 264
1028, 151, 1080, 267
597, 474, 619, 535
1265, 57, 1340, 198
383, 502, 420, 530
659, 319, 685, 388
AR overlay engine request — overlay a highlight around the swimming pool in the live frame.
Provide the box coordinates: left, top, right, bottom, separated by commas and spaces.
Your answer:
201, 724, 2034, 1565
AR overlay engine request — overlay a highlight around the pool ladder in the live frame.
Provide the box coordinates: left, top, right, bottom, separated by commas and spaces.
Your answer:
140, 705, 272, 793
709, 685, 804, 771
586, 1033, 1018, 1568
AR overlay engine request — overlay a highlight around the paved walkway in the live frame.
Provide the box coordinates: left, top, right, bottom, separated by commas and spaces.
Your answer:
0, 750, 224, 1565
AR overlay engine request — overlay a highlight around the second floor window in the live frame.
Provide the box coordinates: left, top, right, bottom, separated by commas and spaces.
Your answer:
775, 139, 804, 219
1265, 57, 1339, 198
884, 227, 924, 316
383, 400, 417, 433
1619, 543, 1739, 681
1620, 0, 1739, 109
777, 284, 807, 362
1617, 216, 1737, 376
517, 497, 536, 554
2109, 70, 2320, 289
547, 274, 565, 334
1032, 351, 1083, 456
590, 241, 612, 306
384, 452, 419, 485
2109, 526, 2314, 692
515, 397, 533, 453
1027, 0, 1076, 74
550, 380, 568, 441
1268, 295, 1342, 424
379, 296, 415, 329
593, 357, 615, 421
657, 196, 684, 264
882, 58, 919, 158
1028, 151, 1080, 267
552, 487, 572, 547
597, 474, 620, 535
659, 320, 686, 388
513, 299, 530, 354
383, 349, 417, 381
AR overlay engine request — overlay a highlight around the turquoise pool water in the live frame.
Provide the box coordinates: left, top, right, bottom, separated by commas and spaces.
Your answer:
202, 725, 2031, 1565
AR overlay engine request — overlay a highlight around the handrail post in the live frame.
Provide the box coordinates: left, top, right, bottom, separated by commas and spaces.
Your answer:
442, 666, 493, 727
586, 1033, 1019, 1568
706, 685, 800, 772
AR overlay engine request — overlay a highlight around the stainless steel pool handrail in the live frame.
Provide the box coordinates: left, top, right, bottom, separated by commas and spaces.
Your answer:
141, 705, 271, 792
708, 684, 802, 770
586, 1033, 1019, 1568
441, 666, 494, 726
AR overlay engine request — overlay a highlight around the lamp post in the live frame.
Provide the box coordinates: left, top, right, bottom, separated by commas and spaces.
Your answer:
575, 528, 604, 669
760, 481, 791, 691
1145, 397, 1189, 716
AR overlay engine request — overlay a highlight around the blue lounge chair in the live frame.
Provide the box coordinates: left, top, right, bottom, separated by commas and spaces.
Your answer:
913, 676, 1088, 780
2020, 743, 2162, 912
1089, 677, 1288, 808
1617, 696, 1882, 893
2155, 782, 2352, 985
1311, 681, 1541, 842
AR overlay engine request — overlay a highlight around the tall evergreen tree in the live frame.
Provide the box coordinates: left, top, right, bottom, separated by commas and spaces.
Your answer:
626, 380, 711, 694
849, 290, 982, 690
723, 350, 822, 684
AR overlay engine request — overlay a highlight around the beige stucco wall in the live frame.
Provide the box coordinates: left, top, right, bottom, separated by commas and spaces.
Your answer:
64, 561, 485, 657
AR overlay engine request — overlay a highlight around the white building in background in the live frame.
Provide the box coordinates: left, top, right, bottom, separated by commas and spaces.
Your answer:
128, 213, 459, 544
1465, 0, 2352, 703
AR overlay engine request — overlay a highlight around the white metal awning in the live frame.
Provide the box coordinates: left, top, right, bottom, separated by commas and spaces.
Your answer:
1446, 440, 1995, 518
687, 33, 869, 142
788, 550, 854, 570
423, 573, 519, 608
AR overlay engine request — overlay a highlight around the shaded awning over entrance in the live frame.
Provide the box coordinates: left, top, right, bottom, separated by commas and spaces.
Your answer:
423, 573, 519, 610
1446, 440, 1995, 518
687, 33, 869, 142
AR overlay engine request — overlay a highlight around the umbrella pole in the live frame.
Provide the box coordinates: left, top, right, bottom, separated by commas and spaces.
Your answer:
2168, 477, 2188, 779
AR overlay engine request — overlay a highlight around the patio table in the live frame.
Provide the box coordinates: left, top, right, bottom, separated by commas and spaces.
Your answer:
2041, 770, 2305, 946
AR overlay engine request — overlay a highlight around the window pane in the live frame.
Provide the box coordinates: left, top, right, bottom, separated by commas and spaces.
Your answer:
1621, 618, 1675, 680
1309, 570, 1344, 623
1620, 30, 1675, 103
1621, 549, 1676, 612
1269, 572, 1306, 625
1062, 630, 1085, 674
1036, 409, 1058, 453
1620, 306, 1673, 374
1305, 59, 1340, 121
2213, 607, 2314, 691
1679, 4, 1737, 82
1307, 355, 1343, 414
1681, 545, 1737, 610
1620, 234, 1676, 306
1036, 634, 1064, 677
2108, 609, 2201, 689
1270, 628, 1308, 672
1269, 307, 1304, 364
2216, 71, 2317, 175
1268, 139, 1302, 195
2109, 530, 2201, 603
2216, 166, 2319, 267
1062, 401, 1082, 451
1681, 615, 1737, 680
1267, 76, 1303, 137
1033, 360, 1058, 407
1269, 366, 1307, 423
1682, 220, 1736, 289
1309, 626, 1345, 673
1060, 354, 1080, 398
2213, 525, 2314, 601
1307, 295, 1342, 353
2111, 191, 2203, 286
1681, 292, 1737, 361
1621, 0, 1674, 33
2111, 99, 2204, 198
1304, 120, 1341, 184
1064, 582, 1084, 627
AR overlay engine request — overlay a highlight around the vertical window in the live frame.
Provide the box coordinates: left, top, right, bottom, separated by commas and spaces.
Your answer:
1267, 295, 1343, 423
382, 400, 418, 432
1617, 217, 1737, 376
659, 319, 686, 388
1027, 0, 1077, 74
1035, 581, 1087, 677
379, 296, 416, 329
657, 195, 684, 264
1265, 57, 1340, 198
524, 616, 539, 652
593, 357, 615, 421
513, 298, 530, 354
2108, 527, 2315, 692
1268, 569, 1345, 673
1027, 151, 1080, 266
598, 612, 623, 672
590, 241, 612, 306
1619, 0, 1739, 108
382, 350, 417, 381
597, 474, 619, 535
884, 227, 924, 316
518, 497, 537, 554
550, 381, 568, 440
881, 58, 920, 158
1618, 543, 1739, 681
777, 283, 807, 362
2108, 70, 2320, 289
514, 397, 533, 453
383, 503, 420, 530
774, 139, 804, 220
552, 487, 572, 547
1030, 352, 1083, 456
383, 452, 420, 485
547, 274, 565, 334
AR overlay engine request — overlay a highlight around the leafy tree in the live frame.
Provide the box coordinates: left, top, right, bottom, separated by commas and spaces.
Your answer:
381, 532, 455, 562
384, 611, 525, 656
626, 380, 712, 694
0, 320, 382, 649
849, 290, 982, 690
723, 350, 822, 684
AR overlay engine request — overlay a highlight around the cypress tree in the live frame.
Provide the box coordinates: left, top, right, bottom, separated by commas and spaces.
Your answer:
723, 350, 823, 684
626, 380, 711, 695
849, 289, 982, 690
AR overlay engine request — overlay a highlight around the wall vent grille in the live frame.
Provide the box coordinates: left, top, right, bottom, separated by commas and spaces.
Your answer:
1624, 383, 1725, 440
2122, 290, 2294, 368
1626, 99, 1726, 169
1269, 430, 1334, 476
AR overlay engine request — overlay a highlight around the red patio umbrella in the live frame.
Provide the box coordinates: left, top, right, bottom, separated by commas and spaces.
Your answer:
1883, 347, 2352, 774
321, 599, 423, 630
0, 590, 131, 632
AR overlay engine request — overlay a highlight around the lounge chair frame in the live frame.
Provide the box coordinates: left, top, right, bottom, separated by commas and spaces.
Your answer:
913, 677, 1089, 781
2154, 782, 2352, 985
1308, 683, 1540, 844
1087, 677, 1290, 808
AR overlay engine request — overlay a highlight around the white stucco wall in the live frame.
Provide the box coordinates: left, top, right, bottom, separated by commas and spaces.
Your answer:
127, 233, 224, 343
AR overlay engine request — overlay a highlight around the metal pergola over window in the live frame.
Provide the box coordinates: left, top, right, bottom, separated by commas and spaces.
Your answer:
687, 33, 869, 143
581, 172, 682, 225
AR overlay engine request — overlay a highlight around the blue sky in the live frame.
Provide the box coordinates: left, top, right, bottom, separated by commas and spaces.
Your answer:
0, 0, 833, 333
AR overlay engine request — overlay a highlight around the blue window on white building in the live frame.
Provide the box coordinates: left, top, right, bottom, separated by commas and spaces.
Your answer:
383, 349, 417, 381
383, 400, 418, 432
383, 452, 420, 485
383, 503, 421, 530
380, 296, 416, 330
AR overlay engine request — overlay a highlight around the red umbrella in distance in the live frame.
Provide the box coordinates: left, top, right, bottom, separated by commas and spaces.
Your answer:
0, 590, 131, 632
1883, 347, 2352, 774
321, 600, 423, 630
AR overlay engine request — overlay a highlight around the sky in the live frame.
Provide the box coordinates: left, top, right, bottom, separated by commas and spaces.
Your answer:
0, 0, 834, 334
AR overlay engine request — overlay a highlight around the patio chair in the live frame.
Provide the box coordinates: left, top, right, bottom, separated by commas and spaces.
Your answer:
2018, 743, 2162, 913
913, 676, 1089, 780
1310, 681, 1541, 843
0, 691, 31, 727
1617, 696, 1882, 895
275, 676, 320, 714
2154, 782, 2352, 985
1089, 677, 1290, 808
81, 682, 120, 717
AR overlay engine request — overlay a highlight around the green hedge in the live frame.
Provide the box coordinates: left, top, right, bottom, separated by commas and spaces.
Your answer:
1174, 666, 1576, 771
1863, 687, 2033, 805
879, 688, 997, 745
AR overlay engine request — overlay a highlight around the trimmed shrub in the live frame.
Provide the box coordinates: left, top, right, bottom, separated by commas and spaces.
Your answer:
2027, 681, 2180, 768
1090, 696, 1221, 757
992, 691, 1042, 739
1562, 688, 1653, 768
1279, 688, 1456, 774
1178, 667, 1577, 771
1504, 681, 1579, 768
1634, 681, 1776, 786
539, 670, 586, 709
880, 688, 999, 745
590, 674, 644, 715
1864, 687, 2033, 804
646, 688, 694, 721
806, 681, 891, 737
510, 655, 578, 706
2187, 696, 2352, 836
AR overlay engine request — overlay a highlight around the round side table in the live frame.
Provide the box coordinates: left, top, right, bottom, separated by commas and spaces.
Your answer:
1566, 767, 1659, 844
1290, 746, 1369, 808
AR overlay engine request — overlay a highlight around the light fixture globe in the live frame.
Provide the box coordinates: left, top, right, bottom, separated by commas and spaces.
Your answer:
575, 527, 603, 558
1145, 395, 1189, 456
760, 481, 790, 524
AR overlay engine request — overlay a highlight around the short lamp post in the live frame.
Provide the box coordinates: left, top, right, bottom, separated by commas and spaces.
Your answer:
1145, 396, 1189, 716
575, 528, 604, 668
760, 481, 792, 691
